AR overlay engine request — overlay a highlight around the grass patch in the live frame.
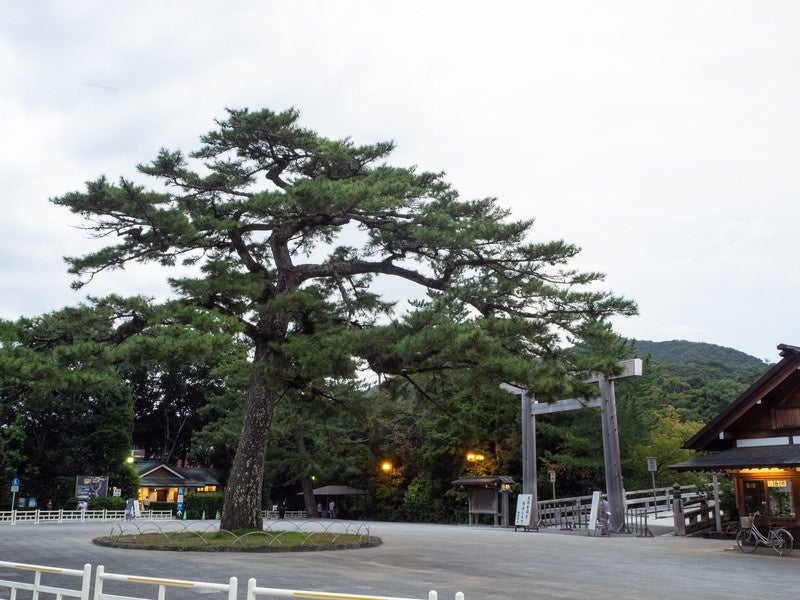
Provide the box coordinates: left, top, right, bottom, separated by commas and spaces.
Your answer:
94, 529, 381, 552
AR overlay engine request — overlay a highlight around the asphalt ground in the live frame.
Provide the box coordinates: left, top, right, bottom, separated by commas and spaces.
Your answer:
0, 518, 798, 600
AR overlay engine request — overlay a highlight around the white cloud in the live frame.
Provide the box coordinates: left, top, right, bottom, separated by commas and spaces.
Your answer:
1, 0, 799, 361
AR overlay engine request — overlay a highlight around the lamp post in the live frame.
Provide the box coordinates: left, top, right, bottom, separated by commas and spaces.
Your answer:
466, 452, 485, 475
381, 461, 400, 485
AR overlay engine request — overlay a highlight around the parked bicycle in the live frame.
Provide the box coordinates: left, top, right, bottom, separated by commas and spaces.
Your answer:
736, 511, 793, 556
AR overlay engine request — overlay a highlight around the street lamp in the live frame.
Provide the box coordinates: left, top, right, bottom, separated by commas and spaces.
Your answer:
466, 452, 485, 475
381, 461, 401, 484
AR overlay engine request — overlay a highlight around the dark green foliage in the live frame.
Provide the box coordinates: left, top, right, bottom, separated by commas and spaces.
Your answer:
0, 296, 242, 507
634, 340, 770, 368
0, 301, 137, 506
86, 495, 127, 511
183, 492, 225, 519
632, 340, 770, 422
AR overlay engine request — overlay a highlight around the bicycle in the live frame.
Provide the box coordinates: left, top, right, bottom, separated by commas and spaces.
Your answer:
736, 512, 794, 556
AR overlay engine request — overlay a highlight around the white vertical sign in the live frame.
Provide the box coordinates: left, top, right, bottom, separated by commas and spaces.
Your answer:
587, 491, 601, 535
515, 494, 534, 528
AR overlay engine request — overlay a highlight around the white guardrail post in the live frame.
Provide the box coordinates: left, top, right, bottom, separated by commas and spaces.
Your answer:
0, 560, 92, 600
0, 561, 462, 600
247, 577, 463, 600
94, 566, 237, 600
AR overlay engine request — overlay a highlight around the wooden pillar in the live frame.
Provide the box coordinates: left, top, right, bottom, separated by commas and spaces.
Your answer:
520, 391, 538, 523
599, 376, 625, 533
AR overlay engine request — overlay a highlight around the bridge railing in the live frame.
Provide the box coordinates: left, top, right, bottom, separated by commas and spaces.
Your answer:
534, 484, 705, 530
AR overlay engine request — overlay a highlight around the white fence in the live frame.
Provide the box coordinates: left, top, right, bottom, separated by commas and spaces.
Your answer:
0, 562, 464, 600
94, 566, 237, 600
0, 509, 314, 525
0, 509, 174, 524
247, 577, 463, 600
0, 560, 92, 600
263, 510, 308, 520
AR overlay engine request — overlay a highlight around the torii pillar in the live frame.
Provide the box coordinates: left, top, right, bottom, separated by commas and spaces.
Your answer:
595, 370, 630, 533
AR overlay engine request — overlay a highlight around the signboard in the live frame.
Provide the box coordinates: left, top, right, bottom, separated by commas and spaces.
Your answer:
11, 478, 19, 493
647, 457, 658, 472
515, 493, 534, 528
75, 476, 108, 499
587, 491, 602, 535
549, 470, 556, 483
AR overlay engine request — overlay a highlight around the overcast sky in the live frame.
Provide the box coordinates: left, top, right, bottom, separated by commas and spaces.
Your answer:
1, 1, 798, 362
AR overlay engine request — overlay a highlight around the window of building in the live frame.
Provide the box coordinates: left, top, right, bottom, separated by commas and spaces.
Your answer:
767, 479, 795, 518
741, 479, 795, 519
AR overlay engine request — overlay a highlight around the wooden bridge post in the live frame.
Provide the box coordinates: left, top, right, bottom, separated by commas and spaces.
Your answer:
672, 483, 686, 536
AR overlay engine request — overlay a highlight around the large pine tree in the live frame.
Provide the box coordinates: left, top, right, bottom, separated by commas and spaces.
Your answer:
52, 107, 636, 530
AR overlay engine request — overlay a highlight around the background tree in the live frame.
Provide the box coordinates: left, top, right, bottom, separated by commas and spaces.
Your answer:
0, 301, 137, 505
52, 107, 636, 530
0, 295, 239, 507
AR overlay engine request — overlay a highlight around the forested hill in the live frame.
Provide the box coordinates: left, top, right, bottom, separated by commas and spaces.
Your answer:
629, 339, 771, 422
633, 340, 770, 369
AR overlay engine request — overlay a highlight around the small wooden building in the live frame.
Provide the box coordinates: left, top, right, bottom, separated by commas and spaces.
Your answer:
671, 343, 800, 534
452, 475, 514, 526
135, 462, 220, 503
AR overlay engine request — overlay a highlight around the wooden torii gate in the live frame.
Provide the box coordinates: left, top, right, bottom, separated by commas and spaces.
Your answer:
503, 358, 642, 533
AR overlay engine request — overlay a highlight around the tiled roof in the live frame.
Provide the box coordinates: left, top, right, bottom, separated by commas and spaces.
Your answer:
135, 462, 219, 488
670, 445, 800, 471
451, 475, 515, 487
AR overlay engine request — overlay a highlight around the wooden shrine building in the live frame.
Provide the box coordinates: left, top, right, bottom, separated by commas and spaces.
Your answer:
452, 475, 514, 526
671, 343, 800, 534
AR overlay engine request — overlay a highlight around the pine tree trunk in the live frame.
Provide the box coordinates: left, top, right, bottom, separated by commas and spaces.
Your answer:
220, 342, 276, 531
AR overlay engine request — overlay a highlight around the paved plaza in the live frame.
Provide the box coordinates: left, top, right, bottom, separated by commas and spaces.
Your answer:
0, 518, 798, 600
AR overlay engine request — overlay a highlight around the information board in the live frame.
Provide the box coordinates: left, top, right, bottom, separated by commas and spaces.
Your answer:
515, 493, 534, 529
